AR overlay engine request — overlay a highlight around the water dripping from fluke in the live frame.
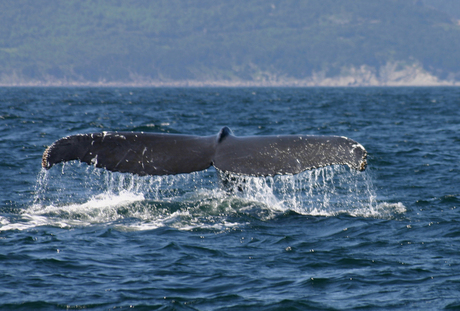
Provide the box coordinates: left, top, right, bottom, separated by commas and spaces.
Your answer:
10, 163, 405, 232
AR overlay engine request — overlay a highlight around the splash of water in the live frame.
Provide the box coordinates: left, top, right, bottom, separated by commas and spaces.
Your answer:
1, 162, 405, 232
222, 165, 394, 218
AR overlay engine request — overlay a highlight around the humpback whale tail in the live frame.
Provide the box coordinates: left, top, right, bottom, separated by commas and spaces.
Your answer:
42, 127, 367, 176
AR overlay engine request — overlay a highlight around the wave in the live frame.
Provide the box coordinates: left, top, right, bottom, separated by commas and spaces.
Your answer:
0, 163, 405, 232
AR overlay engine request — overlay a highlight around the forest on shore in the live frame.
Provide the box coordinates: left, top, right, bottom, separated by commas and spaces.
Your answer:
1, 0, 460, 86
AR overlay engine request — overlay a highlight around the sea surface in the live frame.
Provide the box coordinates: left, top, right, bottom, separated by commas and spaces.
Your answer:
0, 87, 459, 310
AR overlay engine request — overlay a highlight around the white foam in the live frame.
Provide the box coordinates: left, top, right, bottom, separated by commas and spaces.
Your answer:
0, 190, 145, 231
2, 164, 404, 232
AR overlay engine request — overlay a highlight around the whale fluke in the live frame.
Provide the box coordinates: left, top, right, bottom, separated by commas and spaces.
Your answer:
42, 127, 367, 176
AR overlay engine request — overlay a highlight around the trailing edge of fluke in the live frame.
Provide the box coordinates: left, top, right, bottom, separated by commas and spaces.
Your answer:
42, 127, 367, 176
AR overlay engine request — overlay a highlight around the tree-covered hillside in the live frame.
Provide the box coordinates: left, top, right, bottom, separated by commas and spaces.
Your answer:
1, 0, 460, 85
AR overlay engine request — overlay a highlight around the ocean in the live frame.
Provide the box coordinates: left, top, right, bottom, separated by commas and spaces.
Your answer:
0, 87, 459, 310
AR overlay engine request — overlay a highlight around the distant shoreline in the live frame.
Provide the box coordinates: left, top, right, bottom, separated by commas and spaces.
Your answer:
3, 64, 459, 87
1, 80, 459, 87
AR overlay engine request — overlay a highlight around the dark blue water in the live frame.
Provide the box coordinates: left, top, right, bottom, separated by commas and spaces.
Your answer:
1, 87, 459, 310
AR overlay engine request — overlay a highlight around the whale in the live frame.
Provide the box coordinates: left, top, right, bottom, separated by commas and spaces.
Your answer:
42, 127, 367, 176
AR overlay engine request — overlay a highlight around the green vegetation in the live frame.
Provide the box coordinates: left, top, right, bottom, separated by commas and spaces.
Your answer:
1, 0, 459, 84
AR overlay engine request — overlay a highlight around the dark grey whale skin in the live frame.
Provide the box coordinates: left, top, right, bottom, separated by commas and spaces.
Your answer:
42, 127, 367, 177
